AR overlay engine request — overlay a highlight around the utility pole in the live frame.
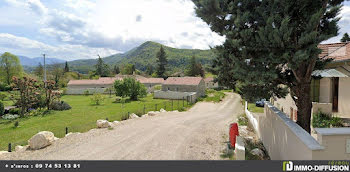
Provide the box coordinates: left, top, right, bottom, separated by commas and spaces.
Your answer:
43, 54, 47, 87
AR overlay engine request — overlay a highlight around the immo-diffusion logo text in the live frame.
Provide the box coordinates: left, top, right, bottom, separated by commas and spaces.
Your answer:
283, 161, 350, 172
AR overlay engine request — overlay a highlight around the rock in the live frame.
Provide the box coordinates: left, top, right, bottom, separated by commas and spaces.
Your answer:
129, 113, 139, 119
15, 145, 28, 152
96, 120, 112, 128
239, 126, 249, 136
148, 111, 159, 116
141, 114, 148, 118
250, 148, 264, 158
160, 108, 167, 113
0, 151, 9, 156
112, 121, 120, 125
28, 131, 55, 150
54, 137, 59, 141
172, 110, 179, 113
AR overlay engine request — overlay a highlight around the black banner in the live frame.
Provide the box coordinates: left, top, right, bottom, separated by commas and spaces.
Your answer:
0, 161, 349, 172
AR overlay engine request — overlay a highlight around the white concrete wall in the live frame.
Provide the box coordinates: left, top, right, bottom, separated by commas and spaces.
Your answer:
246, 102, 350, 160
66, 88, 109, 95
154, 91, 197, 103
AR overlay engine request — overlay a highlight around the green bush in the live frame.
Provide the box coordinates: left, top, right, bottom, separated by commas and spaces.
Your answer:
0, 101, 4, 116
114, 77, 147, 101
51, 101, 72, 111
312, 111, 343, 128
9, 108, 20, 115
0, 93, 6, 101
14, 121, 19, 128
238, 114, 248, 126
90, 93, 105, 105
84, 90, 90, 96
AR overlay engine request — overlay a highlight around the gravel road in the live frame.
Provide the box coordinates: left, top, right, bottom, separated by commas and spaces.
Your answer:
1, 93, 243, 160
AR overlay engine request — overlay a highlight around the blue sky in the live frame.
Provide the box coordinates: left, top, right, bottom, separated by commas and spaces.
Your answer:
0, 0, 349, 61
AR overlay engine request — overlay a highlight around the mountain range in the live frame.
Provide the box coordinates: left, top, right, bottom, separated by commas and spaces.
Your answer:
20, 41, 217, 74
18, 56, 65, 67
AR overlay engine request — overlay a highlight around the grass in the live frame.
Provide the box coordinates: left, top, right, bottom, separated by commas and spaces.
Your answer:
247, 103, 264, 113
0, 94, 192, 151
199, 89, 229, 103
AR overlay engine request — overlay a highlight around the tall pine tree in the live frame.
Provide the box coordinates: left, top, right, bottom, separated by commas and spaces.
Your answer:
94, 55, 110, 77
64, 61, 70, 73
186, 55, 205, 77
113, 65, 120, 74
156, 46, 168, 78
341, 33, 350, 42
193, 0, 343, 133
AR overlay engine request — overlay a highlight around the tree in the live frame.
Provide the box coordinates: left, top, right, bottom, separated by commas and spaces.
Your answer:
193, 0, 343, 133
146, 64, 154, 76
50, 63, 64, 88
121, 64, 136, 75
11, 77, 41, 117
186, 55, 205, 77
94, 55, 110, 77
113, 77, 147, 101
0, 52, 23, 85
64, 61, 70, 73
156, 46, 168, 78
341, 33, 350, 43
34, 63, 44, 78
113, 65, 120, 75
44, 80, 60, 110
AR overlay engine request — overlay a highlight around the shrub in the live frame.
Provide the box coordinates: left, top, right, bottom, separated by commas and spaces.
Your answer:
90, 93, 105, 105
153, 85, 162, 91
51, 101, 72, 111
330, 116, 344, 127
9, 108, 20, 115
84, 90, 90, 96
115, 97, 122, 103
0, 93, 6, 101
2, 114, 19, 120
238, 114, 248, 126
0, 101, 4, 116
312, 111, 343, 128
0, 82, 12, 91
114, 77, 147, 100
27, 109, 48, 116
14, 121, 19, 128
312, 112, 332, 128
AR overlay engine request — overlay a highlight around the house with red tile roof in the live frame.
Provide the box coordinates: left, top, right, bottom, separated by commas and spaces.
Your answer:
153, 77, 205, 102
273, 42, 350, 120
204, 77, 219, 89
66, 75, 164, 95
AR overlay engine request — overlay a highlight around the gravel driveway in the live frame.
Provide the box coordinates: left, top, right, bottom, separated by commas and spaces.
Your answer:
1, 93, 243, 160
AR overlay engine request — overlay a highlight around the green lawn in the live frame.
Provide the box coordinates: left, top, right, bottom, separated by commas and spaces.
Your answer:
248, 103, 264, 113
200, 89, 230, 103
0, 94, 191, 151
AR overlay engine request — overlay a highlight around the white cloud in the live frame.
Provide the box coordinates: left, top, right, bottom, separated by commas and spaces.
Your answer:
323, 5, 350, 43
27, 0, 47, 15
0, 33, 119, 60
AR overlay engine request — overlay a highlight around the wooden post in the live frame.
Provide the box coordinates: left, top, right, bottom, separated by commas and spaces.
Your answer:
143, 105, 146, 114
8, 143, 11, 152
65, 127, 68, 135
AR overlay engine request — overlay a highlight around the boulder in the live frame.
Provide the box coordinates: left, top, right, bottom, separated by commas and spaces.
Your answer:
0, 151, 9, 156
15, 145, 28, 152
96, 120, 112, 128
28, 131, 55, 150
141, 114, 148, 118
239, 126, 249, 136
160, 108, 167, 113
172, 110, 179, 113
148, 111, 159, 116
112, 121, 120, 125
250, 148, 265, 158
129, 113, 139, 119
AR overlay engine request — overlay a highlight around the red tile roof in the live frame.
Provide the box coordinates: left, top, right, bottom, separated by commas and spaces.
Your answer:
68, 77, 119, 86
163, 77, 203, 86
318, 42, 350, 61
137, 78, 164, 84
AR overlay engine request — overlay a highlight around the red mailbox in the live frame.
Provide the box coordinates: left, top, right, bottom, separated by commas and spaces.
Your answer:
229, 123, 239, 149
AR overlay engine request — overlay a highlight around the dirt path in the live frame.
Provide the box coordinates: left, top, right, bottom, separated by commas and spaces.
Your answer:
1, 93, 243, 160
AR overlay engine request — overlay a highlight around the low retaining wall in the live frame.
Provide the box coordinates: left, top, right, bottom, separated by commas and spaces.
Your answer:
66, 88, 110, 95
245, 101, 350, 160
154, 91, 197, 103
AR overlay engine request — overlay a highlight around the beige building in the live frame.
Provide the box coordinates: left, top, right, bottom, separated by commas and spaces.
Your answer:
204, 77, 219, 89
161, 77, 206, 97
273, 42, 350, 119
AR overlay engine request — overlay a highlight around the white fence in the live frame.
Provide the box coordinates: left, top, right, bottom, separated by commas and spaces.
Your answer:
245, 101, 350, 160
154, 91, 197, 103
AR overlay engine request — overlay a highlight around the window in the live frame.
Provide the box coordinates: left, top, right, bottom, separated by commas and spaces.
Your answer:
310, 79, 320, 102
168, 87, 170, 91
